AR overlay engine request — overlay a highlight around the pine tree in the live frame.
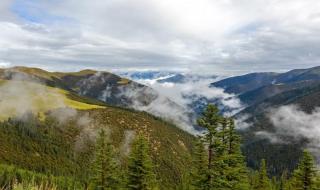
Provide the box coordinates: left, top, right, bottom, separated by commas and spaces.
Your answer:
190, 139, 210, 190
254, 159, 271, 190
196, 105, 251, 189
126, 135, 157, 190
223, 118, 250, 190
197, 104, 225, 188
290, 150, 318, 190
279, 170, 290, 190
90, 129, 120, 190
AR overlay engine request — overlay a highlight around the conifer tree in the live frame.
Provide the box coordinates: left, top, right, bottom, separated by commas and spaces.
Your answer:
279, 170, 290, 190
223, 118, 250, 190
90, 129, 120, 190
290, 150, 318, 190
127, 135, 157, 190
190, 139, 210, 190
197, 104, 225, 188
196, 105, 250, 189
254, 159, 271, 190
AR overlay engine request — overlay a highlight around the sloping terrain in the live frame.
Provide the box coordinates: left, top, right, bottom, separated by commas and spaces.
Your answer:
236, 79, 320, 175
0, 80, 103, 120
0, 68, 194, 189
0, 67, 158, 107
210, 66, 320, 175
211, 66, 320, 97
0, 67, 190, 132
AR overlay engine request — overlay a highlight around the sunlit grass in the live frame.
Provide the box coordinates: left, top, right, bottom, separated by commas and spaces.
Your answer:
117, 78, 130, 85
0, 80, 104, 120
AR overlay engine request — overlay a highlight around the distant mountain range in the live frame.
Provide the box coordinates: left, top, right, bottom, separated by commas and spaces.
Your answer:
211, 66, 320, 175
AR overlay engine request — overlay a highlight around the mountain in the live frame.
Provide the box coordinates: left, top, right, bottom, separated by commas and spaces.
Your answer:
0, 67, 193, 131
0, 67, 194, 189
211, 72, 278, 94
0, 67, 158, 107
210, 66, 320, 176
212, 66, 320, 94
211, 66, 320, 106
236, 83, 320, 175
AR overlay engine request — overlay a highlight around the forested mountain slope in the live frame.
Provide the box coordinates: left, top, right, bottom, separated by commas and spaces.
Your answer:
0, 68, 194, 189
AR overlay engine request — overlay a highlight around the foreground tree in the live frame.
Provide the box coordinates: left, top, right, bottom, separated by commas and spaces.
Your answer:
190, 139, 209, 190
193, 104, 249, 189
197, 104, 225, 188
90, 129, 120, 190
127, 135, 157, 190
290, 150, 318, 190
254, 159, 271, 190
223, 118, 250, 190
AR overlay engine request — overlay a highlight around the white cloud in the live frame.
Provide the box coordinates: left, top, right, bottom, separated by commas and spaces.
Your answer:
264, 105, 320, 160
1, 0, 320, 73
123, 73, 245, 133
0, 60, 11, 68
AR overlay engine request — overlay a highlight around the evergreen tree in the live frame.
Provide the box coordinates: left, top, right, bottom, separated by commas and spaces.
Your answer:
90, 129, 120, 190
254, 159, 271, 190
196, 105, 250, 189
197, 104, 225, 188
223, 118, 250, 190
279, 170, 290, 190
127, 135, 157, 190
290, 150, 318, 190
190, 139, 210, 190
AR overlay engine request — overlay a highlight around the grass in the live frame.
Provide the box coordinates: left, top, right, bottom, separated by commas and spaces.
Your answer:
117, 78, 130, 85
0, 80, 104, 120
0, 67, 195, 189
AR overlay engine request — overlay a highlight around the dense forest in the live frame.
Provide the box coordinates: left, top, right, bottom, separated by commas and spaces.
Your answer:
0, 105, 319, 190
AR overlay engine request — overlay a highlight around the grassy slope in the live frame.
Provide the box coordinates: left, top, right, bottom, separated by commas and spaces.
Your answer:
0, 77, 194, 189
0, 80, 103, 120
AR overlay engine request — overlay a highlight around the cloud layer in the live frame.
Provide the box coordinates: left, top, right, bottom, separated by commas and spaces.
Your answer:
122, 73, 245, 133
0, 0, 320, 74
260, 105, 320, 161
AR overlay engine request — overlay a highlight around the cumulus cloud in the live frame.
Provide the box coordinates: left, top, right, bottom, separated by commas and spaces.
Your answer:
261, 105, 320, 160
0, 0, 320, 74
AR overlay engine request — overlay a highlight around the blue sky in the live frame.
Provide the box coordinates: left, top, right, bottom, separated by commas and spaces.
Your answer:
11, 0, 67, 24
0, 0, 320, 75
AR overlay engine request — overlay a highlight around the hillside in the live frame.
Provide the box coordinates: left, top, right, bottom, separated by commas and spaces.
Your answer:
208, 66, 320, 175
0, 67, 158, 107
0, 70, 194, 189
236, 79, 320, 175
211, 66, 320, 96
0, 80, 104, 120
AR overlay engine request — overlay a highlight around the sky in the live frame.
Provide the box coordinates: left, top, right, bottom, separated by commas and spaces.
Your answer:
1, 0, 320, 75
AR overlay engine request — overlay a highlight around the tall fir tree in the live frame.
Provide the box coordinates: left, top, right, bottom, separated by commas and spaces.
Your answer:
90, 129, 120, 190
279, 170, 290, 190
190, 139, 210, 190
290, 150, 318, 190
195, 104, 250, 190
223, 118, 250, 190
254, 159, 271, 190
126, 135, 157, 190
197, 104, 226, 188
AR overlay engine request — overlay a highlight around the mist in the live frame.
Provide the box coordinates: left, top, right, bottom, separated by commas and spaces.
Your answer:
264, 105, 320, 161
118, 73, 245, 134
